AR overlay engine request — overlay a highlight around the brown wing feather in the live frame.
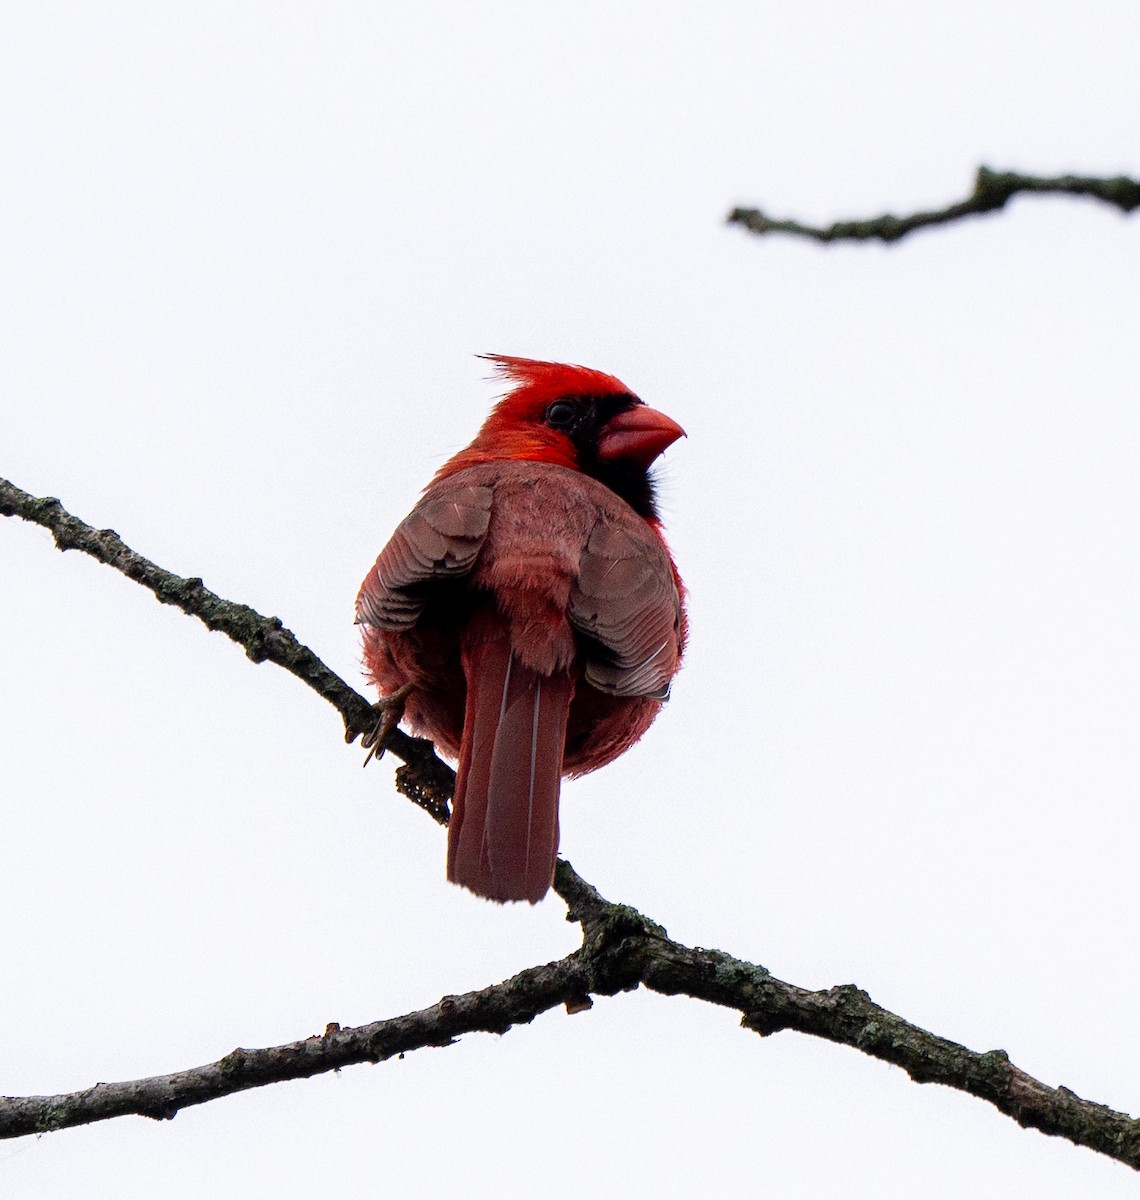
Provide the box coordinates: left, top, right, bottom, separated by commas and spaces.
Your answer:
355, 483, 493, 630
569, 520, 682, 700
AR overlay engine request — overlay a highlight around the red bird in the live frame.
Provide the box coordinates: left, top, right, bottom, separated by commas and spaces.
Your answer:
356, 356, 686, 903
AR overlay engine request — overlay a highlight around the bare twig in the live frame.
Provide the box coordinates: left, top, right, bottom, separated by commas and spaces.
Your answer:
0, 477, 453, 822
728, 166, 1140, 245
2, 861, 1137, 1171
0, 942, 593, 1137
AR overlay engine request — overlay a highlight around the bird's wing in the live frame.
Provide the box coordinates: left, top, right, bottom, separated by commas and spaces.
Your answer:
355, 481, 493, 630
569, 520, 682, 700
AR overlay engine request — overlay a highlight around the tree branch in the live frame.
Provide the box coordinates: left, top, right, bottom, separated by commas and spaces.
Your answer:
4, 477, 1139, 1170
0, 941, 594, 1137
2, 861, 1137, 1171
727, 166, 1140, 245
0, 476, 453, 823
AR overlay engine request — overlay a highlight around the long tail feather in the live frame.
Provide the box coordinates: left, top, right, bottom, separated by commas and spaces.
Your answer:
448, 619, 572, 903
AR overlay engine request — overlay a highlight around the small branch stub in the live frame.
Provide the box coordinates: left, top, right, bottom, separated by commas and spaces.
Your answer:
728, 166, 1140, 245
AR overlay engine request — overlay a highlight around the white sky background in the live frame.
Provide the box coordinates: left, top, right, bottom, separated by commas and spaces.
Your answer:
2, 1, 1139, 1195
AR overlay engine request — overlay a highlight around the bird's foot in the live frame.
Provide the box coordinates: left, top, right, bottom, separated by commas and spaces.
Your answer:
360, 683, 414, 767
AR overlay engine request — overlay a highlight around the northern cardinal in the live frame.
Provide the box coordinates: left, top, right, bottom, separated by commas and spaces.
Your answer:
356, 356, 686, 903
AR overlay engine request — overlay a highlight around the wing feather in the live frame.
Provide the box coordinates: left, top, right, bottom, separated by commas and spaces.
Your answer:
356, 483, 493, 630
569, 521, 681, 700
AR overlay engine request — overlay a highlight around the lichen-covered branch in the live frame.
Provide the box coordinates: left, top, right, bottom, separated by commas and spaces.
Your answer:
0, 944, 593, 1138
728, 166, 1140, 245
4, 477, 1139, 1170
2, 860, 1137, 1171
0, 476, 453, 822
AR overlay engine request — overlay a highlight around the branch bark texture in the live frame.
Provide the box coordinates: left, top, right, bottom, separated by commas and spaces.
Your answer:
0, 476, 453, 821
728, 167, 1140, 244
3, 477, 1138, 1171
2, 862, 1137, 1170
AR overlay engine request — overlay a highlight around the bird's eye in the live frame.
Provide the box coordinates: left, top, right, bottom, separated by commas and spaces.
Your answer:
545, 401, 577, 429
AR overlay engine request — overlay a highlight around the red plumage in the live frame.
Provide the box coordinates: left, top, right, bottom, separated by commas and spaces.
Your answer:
357, 356, 686, 902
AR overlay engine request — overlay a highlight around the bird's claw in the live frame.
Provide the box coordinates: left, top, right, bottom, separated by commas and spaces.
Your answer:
360, 683, 414, 767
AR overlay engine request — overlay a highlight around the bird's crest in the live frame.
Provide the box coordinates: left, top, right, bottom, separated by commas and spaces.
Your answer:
481, 354, 633, 407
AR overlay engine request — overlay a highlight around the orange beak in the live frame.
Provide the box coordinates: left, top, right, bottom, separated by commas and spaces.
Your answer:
596, 405, 686, 467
